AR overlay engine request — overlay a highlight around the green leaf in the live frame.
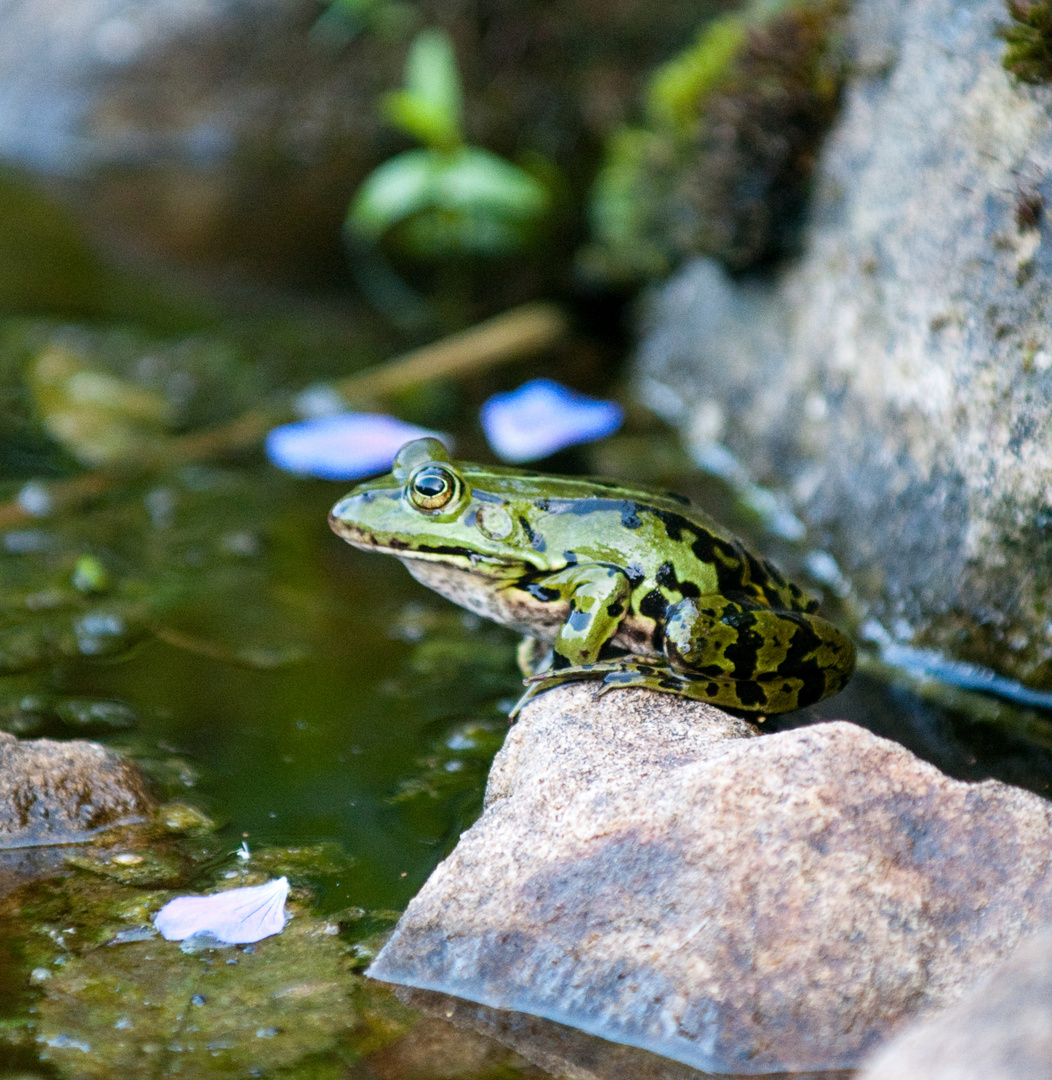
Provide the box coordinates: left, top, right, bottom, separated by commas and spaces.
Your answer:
381, 89, 461, 151
346, 149, 438, 238
384, 28, 463, 150
435, 148, 548, 221
405, 30, 462, 130
646, 15, 747, 133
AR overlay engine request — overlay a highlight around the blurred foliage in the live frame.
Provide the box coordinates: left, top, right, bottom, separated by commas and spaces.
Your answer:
10, 322, 261, 468
312, 0, 421, 49
1000, 0, 1052, 82
646, 15, 749, 131
348, 29, 551, 259
582, 0, 845, 282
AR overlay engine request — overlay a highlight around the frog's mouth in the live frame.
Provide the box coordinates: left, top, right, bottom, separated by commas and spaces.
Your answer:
329, 512, 514, 571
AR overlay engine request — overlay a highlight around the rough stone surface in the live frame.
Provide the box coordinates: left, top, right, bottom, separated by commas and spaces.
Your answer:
857, 926, 1052, 1080
0, 730, 155, 848
636, 0, 1052, 688
369, 683, 1052, 1075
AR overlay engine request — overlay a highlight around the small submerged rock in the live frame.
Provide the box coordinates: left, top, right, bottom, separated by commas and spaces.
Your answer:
368, 683, 1052, 1074
0, 730, 155, 849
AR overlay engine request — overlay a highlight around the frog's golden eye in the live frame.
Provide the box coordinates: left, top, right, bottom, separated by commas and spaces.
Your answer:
408, 466, 458, 511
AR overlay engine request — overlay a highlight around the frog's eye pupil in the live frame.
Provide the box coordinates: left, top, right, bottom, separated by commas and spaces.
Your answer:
409, 467, 457, 510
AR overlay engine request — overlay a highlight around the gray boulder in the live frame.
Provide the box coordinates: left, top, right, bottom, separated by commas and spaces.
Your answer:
369, 684, 1052, 1074
636, 0, 1052, 690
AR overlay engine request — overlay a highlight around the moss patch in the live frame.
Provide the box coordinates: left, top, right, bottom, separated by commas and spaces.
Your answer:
1001, 0, 1052, 82
583, 0, 846, 281
0, 847, 554, 1079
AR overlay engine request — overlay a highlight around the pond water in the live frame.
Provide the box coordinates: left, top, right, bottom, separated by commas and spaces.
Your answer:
2, 468, 524, 907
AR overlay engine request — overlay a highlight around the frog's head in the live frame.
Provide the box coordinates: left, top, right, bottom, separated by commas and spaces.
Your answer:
329, 437, 547, 572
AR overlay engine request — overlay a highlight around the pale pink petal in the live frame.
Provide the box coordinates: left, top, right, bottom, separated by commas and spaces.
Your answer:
154, 877, 289, 944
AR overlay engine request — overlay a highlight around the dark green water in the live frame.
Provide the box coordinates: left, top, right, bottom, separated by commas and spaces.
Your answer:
3, 473, 522, 912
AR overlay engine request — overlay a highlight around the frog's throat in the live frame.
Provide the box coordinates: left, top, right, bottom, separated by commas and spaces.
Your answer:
401, 557, 567, 641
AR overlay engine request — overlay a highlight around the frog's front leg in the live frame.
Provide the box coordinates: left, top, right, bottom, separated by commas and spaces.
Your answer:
510, 563, 630, 717
533, 562, 632, 666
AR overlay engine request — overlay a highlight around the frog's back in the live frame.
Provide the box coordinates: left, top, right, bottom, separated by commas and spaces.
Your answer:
460, 466, 815, 615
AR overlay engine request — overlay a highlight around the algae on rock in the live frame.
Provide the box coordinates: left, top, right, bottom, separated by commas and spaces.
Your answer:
583, 0, 846, 282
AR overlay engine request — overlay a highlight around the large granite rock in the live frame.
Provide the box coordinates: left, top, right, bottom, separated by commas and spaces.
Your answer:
858, 926, 1052, 1080
636, 0, 1052, 690
0, 729, 155, 848
368, 684, 1052, 1075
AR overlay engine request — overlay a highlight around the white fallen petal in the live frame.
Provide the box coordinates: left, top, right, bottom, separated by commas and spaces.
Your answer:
480, 378, 623, 463
265, 413, 448, 480
154, 877, 289, 944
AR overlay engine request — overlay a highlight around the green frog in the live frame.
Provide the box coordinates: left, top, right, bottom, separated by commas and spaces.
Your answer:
329, 438, 854, 716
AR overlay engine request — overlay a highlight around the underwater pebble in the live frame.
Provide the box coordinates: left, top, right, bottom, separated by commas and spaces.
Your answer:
154, 877, 289, 944
480, 378, 623, 462
265, 413, 446, 480
109, 927, 156, 945
0, 731, 155, 846
370, 683, 1052, 1075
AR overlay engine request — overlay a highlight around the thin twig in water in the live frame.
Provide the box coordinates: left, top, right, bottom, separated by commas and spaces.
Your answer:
0, 302, 568, 530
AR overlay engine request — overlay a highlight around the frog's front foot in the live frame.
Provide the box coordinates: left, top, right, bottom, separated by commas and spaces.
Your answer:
509, 662, 608, 719
509, 660, 679, 720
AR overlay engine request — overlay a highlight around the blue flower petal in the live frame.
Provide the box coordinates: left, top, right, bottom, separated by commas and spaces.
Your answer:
480, 379, 624, 463
154, 877, 289, 944
266, 414, 449, 480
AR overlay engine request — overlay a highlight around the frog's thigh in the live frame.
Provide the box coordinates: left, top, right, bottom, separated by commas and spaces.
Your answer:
664, 596, 854, 705
541, 562, 631, 667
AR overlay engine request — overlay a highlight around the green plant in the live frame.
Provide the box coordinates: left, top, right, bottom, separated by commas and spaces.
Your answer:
1000, 0, 1052, 83
646, 15, 749, 134
347, 29, 549, 258
583, 0, 845, 282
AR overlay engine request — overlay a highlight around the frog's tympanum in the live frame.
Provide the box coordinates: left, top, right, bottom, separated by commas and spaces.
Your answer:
330, 438, 855, 716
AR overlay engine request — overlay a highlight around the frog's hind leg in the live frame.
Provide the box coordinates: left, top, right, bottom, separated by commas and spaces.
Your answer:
515, 657, 760, 715
519, 656, 828, 715
663, 596, 855, 712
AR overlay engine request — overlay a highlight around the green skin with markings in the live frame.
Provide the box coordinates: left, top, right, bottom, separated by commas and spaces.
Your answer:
329, 438, 855, 716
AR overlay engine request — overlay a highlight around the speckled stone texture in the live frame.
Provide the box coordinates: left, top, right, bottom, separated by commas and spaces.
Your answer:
858, 927, 1052, 1080
369, 684, 1052, 1075
635, 0, 1052, 688
0, 730, 155, 848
